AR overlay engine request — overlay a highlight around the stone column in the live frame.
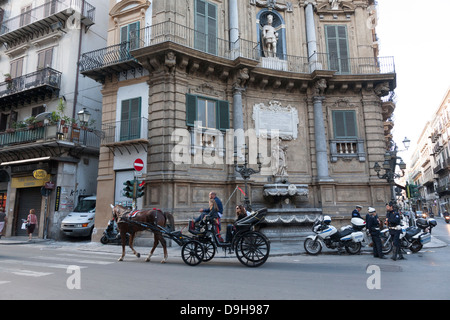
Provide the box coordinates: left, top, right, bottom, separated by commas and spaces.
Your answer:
313, 95, 332, 181
229, 0, 240, 58
304, 1, 320, 72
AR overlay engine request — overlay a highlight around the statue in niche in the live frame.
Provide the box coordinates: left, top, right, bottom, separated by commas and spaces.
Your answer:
272, 139, 288, 178
329, 0, 341, 10
261, 14, 280, 57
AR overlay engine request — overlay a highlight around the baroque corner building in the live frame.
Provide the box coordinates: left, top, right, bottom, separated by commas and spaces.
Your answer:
80, 0, 397, 241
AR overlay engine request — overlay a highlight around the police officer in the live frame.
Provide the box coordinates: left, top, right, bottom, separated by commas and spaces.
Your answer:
366, 207, 386, 259
385, 201, 406, 261
352, 205, 363, 218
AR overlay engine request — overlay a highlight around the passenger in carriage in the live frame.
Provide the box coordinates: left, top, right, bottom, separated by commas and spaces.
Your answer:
226, 205, 249, 243
195, 192, 223, 227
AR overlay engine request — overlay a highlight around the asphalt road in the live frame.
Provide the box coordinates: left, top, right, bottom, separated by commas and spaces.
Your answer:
1, 218, 449, 305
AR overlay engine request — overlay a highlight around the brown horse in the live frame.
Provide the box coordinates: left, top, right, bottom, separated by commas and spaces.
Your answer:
110, 205, 175, 263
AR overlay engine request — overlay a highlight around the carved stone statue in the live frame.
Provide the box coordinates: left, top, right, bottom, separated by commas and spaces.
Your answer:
234, 68, 250, 89
329, 0, 341, 10
262, 14, 278, 57
313, 78, 327, 96
374, 82, 390, 97
164, 51, 176, 75
272, 140, 288, 178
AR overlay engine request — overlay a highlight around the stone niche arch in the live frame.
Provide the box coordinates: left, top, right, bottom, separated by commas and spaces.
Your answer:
256, 9, 287, 59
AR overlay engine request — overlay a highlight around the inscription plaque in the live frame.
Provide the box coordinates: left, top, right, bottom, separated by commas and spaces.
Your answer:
252, 101, 299, 140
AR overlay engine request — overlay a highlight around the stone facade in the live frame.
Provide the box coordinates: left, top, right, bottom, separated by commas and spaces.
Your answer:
80, 0, 396, 241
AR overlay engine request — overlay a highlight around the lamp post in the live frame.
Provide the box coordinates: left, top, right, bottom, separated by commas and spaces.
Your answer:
77, 107, 91, 145
373, 137, 410, 202
234, 146, 262, 210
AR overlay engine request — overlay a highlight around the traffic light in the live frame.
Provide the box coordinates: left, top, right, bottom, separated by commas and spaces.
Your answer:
137, 180, 146, 198
407, 183, 420, 199
123, 180, 134, 198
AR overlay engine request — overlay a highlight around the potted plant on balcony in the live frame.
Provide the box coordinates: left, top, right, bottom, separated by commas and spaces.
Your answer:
25, 116, 37, 129
3, 73, 12, 82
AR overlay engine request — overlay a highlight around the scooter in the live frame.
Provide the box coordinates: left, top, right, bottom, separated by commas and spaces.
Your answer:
304, 216, 365, 255
444, 215, 450, 224
100, 218, 129, 245
381, 216, 437, 254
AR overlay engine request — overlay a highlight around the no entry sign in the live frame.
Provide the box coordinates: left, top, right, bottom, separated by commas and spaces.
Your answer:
134, 158, 144, 171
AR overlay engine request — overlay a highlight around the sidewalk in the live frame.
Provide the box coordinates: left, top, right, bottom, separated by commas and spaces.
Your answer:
0, 234, 446, 257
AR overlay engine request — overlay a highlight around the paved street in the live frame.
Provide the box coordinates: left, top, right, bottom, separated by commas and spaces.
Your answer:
0, 218, 449, 304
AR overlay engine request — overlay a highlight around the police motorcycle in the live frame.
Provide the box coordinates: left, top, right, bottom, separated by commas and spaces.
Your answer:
380, 215, 437, 254
304, 215, 365, 255
100, 218, 129, 245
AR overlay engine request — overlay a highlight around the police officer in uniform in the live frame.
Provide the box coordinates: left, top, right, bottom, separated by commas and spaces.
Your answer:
385, 202, 406, 261
351, 205, 363, 218
366, 207, 386, 259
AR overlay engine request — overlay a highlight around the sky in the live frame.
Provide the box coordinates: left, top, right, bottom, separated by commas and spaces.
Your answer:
375, 0, 450, 162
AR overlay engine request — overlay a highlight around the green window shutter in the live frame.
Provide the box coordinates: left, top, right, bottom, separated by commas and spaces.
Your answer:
217, 100, 229, 131
325, 25, 350, 74
186, 94, 197, 127
195, 0, 217, 54
120, 97, 141, 141
333, 110, 357, 138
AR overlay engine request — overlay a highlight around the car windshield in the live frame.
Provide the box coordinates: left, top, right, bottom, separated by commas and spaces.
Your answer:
74, 200, 96, 213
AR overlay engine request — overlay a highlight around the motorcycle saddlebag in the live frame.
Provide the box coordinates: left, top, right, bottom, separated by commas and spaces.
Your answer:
351, 231, 364, 242
351, 217, 366, 231
416, 218, 428, 229
419, 232, 431, 244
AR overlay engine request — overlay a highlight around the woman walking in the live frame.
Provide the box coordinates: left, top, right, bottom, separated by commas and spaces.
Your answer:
26, 209, 38, 241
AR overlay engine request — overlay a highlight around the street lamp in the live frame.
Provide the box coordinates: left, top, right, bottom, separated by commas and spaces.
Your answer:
77, 107, 91, 125
234, 145, 262, 210
77, 108, 91, 145
373, 137, 410, 202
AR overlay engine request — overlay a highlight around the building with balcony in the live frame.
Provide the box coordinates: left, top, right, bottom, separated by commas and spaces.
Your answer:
80, 0, 397, 241
0, 0, 108, 239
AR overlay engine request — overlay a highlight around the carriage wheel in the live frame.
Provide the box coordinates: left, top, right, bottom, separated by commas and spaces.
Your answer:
235, 231, 270, 267
181, 240, 204, 266
201, 240, 216, 262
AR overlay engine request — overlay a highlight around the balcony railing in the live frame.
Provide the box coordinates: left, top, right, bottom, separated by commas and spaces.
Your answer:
79, 41, 138, 72
102, 117, 149, 145
0, 123, 100, 149
134, 21, 395, 75
330, 139, 366, 162
0, 68, 61, 99
0, 0, 95, 37
80, 20, 395, 77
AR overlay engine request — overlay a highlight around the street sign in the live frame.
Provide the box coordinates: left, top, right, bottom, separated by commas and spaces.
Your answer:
134, 158, 144, 171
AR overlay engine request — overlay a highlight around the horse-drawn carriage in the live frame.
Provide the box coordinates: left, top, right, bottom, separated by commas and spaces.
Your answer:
111, 205, 270, 268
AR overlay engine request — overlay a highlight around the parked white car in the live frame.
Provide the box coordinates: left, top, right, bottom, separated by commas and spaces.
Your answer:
60, 196, 96, 237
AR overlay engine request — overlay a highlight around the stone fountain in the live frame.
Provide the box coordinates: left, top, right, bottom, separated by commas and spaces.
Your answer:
259, 143, 322, 241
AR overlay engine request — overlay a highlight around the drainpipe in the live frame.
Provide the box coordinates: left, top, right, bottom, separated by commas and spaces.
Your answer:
72, 0, 85, 119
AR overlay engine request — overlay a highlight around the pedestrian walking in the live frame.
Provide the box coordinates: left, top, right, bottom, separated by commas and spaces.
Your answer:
385, 202, 406, 261
366, 207, 386, 259
26, 209, 38, 241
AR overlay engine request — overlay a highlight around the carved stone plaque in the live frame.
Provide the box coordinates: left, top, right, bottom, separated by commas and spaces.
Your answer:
252, 101, 299, 140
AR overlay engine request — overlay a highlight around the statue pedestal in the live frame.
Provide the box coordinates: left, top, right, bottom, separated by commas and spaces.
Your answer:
261, 57, 288, 71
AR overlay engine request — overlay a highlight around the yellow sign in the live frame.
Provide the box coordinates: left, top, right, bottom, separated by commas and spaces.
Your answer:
33, 169, 48, 180
12, 175, 51, 189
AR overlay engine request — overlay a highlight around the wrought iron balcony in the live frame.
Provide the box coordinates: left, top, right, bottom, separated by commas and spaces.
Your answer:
0, 68, 61, 108
133, 21, 395, 75
0, 123, 100, 150
79, 41, 141, 82
80, 20, 395, 82
0, 0, 95, 47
